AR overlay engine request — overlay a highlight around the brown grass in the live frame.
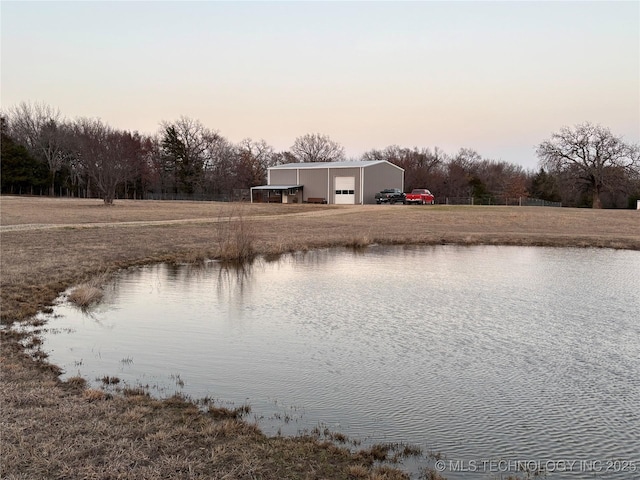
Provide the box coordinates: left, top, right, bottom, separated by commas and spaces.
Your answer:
2, 196, 639, 479
213, 202, 258, 263
208, 403, 252, 420
67, 283, 104, 309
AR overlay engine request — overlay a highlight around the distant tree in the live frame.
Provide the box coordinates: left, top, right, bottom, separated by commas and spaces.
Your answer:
203, 135, 235, 197
360, 148, 386, 162
234, 138, 276, 188
271, 151, 298, 165
442, 165, 470, 199
120, 132, 153, 199
502, 173, 529, 201
361, 145, 402, 164
160, 117, 219, 195
361, 145, 444, 192
1, 116, 48, 194
4, 101, 70, 196
73, 118, 136, 204
146, 135, 171, 196
536, 123, 640, 208
627, 174, 640, 209
290, 133, 345, 163
473, 159, 528, 202
161, 125, 188, 193
468, 175, 490, 201
529, 168, 561, 203
441, 148, 480, 199
398, 147, 444, 191
599, 164, 640, 208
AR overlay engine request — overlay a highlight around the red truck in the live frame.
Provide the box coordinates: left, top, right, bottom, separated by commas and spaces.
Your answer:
404, 189, 435, 205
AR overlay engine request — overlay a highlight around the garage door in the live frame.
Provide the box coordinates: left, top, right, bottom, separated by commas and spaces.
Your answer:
334, 176, 355, 205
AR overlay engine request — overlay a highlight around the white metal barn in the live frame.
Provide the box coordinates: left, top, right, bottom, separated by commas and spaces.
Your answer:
250, 161, 404, 205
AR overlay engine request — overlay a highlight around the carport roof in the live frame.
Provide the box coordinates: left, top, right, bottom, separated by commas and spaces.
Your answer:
250, 185, 303, 190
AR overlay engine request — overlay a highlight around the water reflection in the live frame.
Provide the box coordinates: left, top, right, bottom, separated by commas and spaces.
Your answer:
38, 246, 640, 479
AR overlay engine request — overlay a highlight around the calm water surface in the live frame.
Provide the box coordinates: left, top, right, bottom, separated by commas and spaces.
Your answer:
38, 246, 640, 479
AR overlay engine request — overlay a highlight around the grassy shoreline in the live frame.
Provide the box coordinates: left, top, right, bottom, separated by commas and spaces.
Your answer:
2, 196, 639, 479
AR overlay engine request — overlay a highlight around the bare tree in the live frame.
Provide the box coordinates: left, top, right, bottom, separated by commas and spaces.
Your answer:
536, 123, 639, 208
5, 101, 69, 195
147, 134, 172, 196
234, 138, 276, 188
362, 145, 444, 191
271, 151, 298, 166
203, 134, 235, 197
73, 118, 136, 204
473, 159, 529, 202
121, 132, 153, 199
290, 133, 345, 163
397, 147, 444, 191
360, 147, 386, 162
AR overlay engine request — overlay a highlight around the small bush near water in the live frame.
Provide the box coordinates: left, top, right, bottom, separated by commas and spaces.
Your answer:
68, 284, 103, 309
67, 273, 109, 309
345, 234, 373, 250
214, 204, 256, 264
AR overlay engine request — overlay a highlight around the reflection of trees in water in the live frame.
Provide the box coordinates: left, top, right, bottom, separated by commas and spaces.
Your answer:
156, 261, 256, 303
276, 249, 331, 268
216, 261, 254, 298
103, 260, 257, 304
97, 248, 387, 316
81, 248, 418, 321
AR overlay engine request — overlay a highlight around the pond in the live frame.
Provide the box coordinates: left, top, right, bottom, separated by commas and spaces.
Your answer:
36, 245, 640, 479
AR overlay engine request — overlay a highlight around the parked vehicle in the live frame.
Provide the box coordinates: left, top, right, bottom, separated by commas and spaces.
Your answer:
375, 188, 405, 204
404, 189, 435, 205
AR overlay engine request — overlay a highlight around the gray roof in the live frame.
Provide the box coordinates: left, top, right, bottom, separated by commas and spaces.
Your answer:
269, 160, 402, 170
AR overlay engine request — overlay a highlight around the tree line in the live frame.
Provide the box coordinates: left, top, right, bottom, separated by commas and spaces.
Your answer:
2, 101, 639, 208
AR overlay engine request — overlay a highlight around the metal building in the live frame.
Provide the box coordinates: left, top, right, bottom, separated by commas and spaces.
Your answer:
250, 161, 404, 205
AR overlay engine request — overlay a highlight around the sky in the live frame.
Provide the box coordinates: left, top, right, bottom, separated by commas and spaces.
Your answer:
1, 1, 638, 170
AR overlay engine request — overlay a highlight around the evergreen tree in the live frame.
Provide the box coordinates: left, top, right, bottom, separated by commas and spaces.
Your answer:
1, 117, 48, 194
529, 168, 561, 202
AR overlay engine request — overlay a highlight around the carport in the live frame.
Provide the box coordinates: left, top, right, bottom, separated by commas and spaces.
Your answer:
250, 185, 303, 204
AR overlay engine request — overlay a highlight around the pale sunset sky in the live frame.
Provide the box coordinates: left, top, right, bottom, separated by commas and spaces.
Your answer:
1, 1, 638, 170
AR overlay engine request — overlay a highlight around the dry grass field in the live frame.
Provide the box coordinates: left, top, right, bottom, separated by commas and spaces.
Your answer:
1, 195, 639, 479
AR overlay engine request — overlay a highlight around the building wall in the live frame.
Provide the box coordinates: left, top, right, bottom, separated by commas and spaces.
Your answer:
363, 163, 404, 204
299, 169, 329, 201
269, 169, 297, 185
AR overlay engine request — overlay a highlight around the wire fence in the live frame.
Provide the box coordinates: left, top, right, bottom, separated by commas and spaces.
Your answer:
142, 190, 250, 202
442, 196, 562, 207
7, 190, 561, 207
135, 193, 562, 207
